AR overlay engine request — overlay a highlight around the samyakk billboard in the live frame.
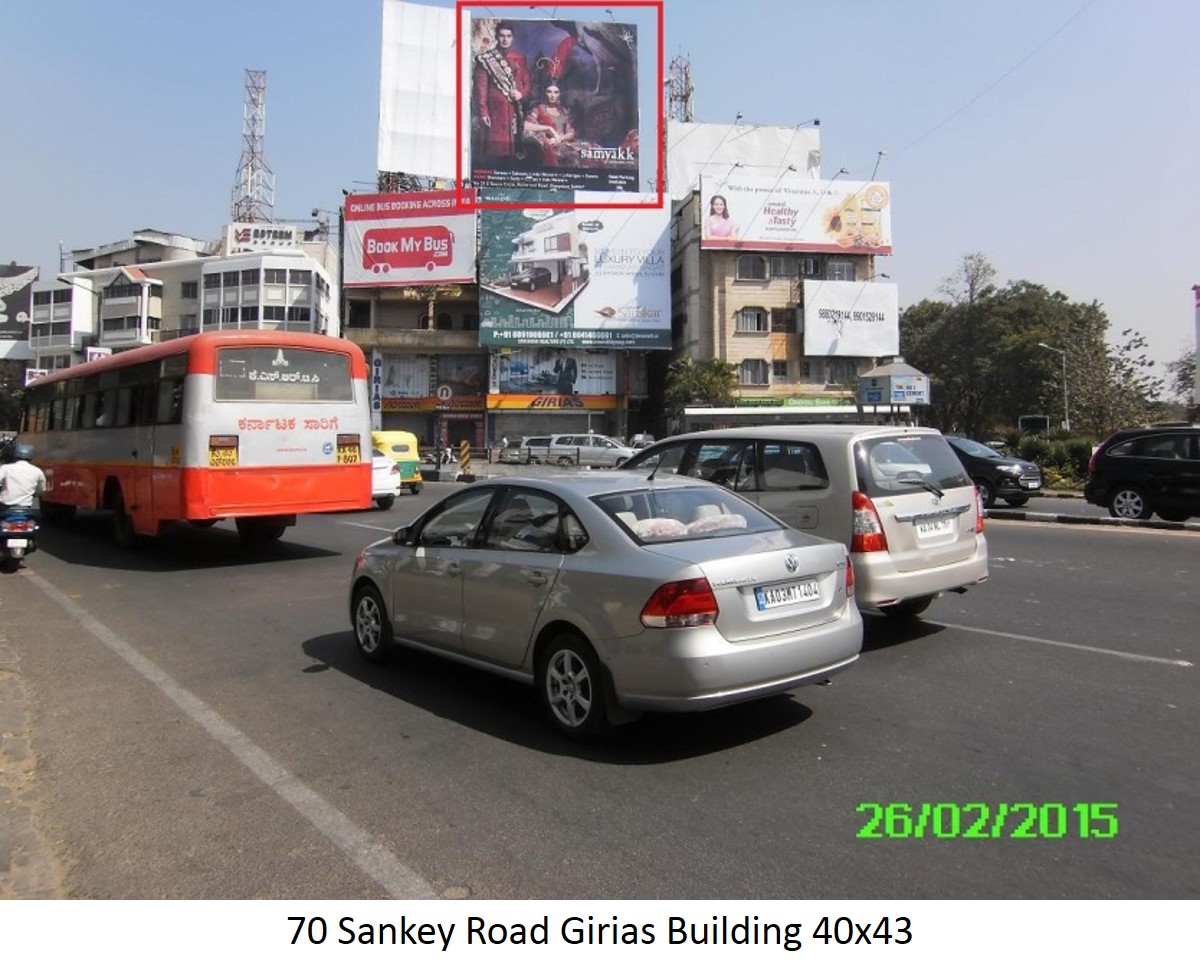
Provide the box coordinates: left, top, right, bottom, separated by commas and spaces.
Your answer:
700, 173, 892, 254
343, 190, 477, 287
467, 16, 639, 193
478, 188, 669, 349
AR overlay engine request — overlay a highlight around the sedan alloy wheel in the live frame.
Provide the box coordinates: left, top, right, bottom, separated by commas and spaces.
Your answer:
539, 635, 607, 738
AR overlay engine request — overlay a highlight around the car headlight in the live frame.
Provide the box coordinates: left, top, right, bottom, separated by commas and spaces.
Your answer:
996, 463, 1023, 474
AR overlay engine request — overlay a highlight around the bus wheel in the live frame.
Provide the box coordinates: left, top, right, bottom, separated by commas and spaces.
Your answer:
110, 489, 137, 550
236, 517, 286, 546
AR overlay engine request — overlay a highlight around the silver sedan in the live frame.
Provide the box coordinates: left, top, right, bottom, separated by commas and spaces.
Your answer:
349, 472, 862, 738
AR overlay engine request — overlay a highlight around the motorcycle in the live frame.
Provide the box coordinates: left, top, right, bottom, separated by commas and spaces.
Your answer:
0, 507, 39, 571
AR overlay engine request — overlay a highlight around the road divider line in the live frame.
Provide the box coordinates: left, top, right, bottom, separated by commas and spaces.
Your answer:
25, 570, 438, 900
927, 620, 1193, 667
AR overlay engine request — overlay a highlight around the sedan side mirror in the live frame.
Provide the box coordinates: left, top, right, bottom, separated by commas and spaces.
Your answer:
393, 525, 414, 546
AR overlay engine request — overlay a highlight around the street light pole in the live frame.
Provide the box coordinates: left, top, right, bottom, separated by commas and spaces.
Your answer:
1038, 342, 1070, 432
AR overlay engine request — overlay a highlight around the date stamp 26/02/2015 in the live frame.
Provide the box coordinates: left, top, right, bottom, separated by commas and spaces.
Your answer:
856, 802, 1119, 840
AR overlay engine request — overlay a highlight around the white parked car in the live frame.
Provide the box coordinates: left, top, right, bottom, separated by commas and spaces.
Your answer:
371, 449, 402, 510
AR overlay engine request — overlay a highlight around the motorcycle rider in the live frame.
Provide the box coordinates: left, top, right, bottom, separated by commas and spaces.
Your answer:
0, 444, 47, 516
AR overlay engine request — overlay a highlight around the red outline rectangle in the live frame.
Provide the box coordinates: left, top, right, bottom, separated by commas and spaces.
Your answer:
455, 0, 664, 211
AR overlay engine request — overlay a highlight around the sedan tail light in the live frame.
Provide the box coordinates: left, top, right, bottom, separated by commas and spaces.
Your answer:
850, 491, 888, 552
641, 577, 719, 628
845, 558, 855, 597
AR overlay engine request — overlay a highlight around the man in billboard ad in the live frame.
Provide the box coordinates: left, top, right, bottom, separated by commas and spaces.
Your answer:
477, 188, 670, 349
469, 17, 639, 192
344, 191, 477, 287
699, 173, 892, 253
494, 347, 618, 396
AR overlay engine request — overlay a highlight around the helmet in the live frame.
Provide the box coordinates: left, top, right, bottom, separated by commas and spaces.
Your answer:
13, 444, 34, 461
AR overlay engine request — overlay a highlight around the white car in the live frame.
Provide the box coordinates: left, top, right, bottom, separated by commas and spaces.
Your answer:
371, 449, 402, 510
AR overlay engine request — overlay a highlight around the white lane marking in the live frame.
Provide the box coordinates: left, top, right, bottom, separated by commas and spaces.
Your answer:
926, 620, 1193, 668
340, 520, 396, 531
25, 570, 438, 900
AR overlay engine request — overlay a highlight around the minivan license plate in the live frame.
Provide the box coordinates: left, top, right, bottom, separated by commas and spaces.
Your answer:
755, 580, 820, 610
916, 517, 954, 539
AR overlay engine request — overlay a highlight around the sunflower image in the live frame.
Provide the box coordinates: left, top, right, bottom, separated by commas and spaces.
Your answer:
823, 193, 856, 238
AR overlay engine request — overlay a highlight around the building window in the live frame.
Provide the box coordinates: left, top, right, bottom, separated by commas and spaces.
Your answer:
826, 258, 856, 281
52, 288, 71, 304
33, 293, 51, 307
739, 359, 770, 386
799, 256, 822, 278
203, 273, 221, 289
222, 271, 239, 287
770, 255, 798, 279
241, 269, 260, 286
264, 268, 287, 284
221, 306, 239, 324
288, 269, 313, 286
772, 360, 789, 380
770, 308, 796, 333
181, 280, 198, 299
50, 320, 70, 337
799, 359, 816, 382
826, 359, 858, 384
146, 316, 161, 334
180, 314, 198, 332
286, 306, 311, 321
149, 284, 163, 299
735, 254, 767, 280
202, 308, 218, 326
102, 316, 123, 332
736, 307, 768, 333
103, 281, 142, 299
262, 306, 286, 321
241, 306, 258, 322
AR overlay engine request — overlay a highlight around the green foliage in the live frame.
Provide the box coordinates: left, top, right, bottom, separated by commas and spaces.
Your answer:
1165, 347, 1196, 405
900, 254, 1165, 440
663, 356, 737, 420
0, 361, 25, 430
1014, 436, 1095, 481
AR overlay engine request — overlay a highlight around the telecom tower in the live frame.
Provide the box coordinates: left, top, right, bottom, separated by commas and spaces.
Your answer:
666, 54, 694, 123
231, 69, 275, 223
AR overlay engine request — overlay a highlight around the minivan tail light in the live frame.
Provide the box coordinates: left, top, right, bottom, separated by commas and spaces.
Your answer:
974, 486, 986, 533
641, 577, 719, 628
850, 491, 888, 552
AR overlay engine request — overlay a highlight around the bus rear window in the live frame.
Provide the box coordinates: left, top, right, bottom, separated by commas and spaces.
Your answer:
214, 347, 353, 402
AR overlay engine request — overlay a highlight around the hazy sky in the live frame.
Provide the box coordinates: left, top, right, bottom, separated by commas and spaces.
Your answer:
2, 0, 1195, 373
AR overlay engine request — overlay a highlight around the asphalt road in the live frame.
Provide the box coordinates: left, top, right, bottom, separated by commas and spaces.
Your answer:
1, 486, 1197, 900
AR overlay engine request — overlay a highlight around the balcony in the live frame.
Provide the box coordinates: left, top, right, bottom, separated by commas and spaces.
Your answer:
343, 327, 482, 350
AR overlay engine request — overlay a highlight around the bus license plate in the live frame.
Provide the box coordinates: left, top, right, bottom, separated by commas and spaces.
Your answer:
755, 579, 820, 610
337, 444, 361, 465
916, 517, 954, 539
209, 447, 239, 467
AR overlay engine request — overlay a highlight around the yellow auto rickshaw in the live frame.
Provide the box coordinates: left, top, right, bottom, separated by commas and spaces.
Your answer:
371, 430, 423, 494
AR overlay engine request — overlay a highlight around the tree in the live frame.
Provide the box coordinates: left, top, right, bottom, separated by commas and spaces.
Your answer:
663, 356, 737, 422
900, 254, 1166, 438
1165, 346, 1196, 405
0, 361, 24, 431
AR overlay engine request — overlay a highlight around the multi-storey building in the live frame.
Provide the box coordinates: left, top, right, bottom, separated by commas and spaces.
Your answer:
27, 226, 338, 372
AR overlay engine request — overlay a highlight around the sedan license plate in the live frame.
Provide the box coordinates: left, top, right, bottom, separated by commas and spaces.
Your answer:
915, 517, 954, 539
755, 579, 820, 610
6, 538, 27, 549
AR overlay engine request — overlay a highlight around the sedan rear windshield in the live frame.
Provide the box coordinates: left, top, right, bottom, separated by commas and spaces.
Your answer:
855, 434, 973, 497
594, 486, 781, 543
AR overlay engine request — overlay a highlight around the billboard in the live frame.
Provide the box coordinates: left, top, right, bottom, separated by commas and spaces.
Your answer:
478, 188, 669, 349
802, 280, 900, 358
378, 0, 458, 178
467, 16, 639, 192
0, 264, 37, 342
668, 121, 821, 200
699, 174, 892, 254
490, 347, 618, 396
343, 191, 477, 287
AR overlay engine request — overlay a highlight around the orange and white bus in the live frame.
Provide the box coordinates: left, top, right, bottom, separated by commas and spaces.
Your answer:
20, 331, 371, 546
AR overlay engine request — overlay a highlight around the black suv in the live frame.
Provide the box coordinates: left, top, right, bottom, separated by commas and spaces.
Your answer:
1085, 424, 1200, 521
945, 435, 1043, 508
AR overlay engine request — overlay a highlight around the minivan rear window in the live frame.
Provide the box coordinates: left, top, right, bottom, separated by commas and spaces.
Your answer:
854, 434, 972, 497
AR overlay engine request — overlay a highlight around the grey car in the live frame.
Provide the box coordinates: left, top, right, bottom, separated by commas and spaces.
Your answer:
349, 473, 862, 738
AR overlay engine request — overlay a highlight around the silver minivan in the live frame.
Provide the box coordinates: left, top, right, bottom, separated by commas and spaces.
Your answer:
621, 425, 988, 617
